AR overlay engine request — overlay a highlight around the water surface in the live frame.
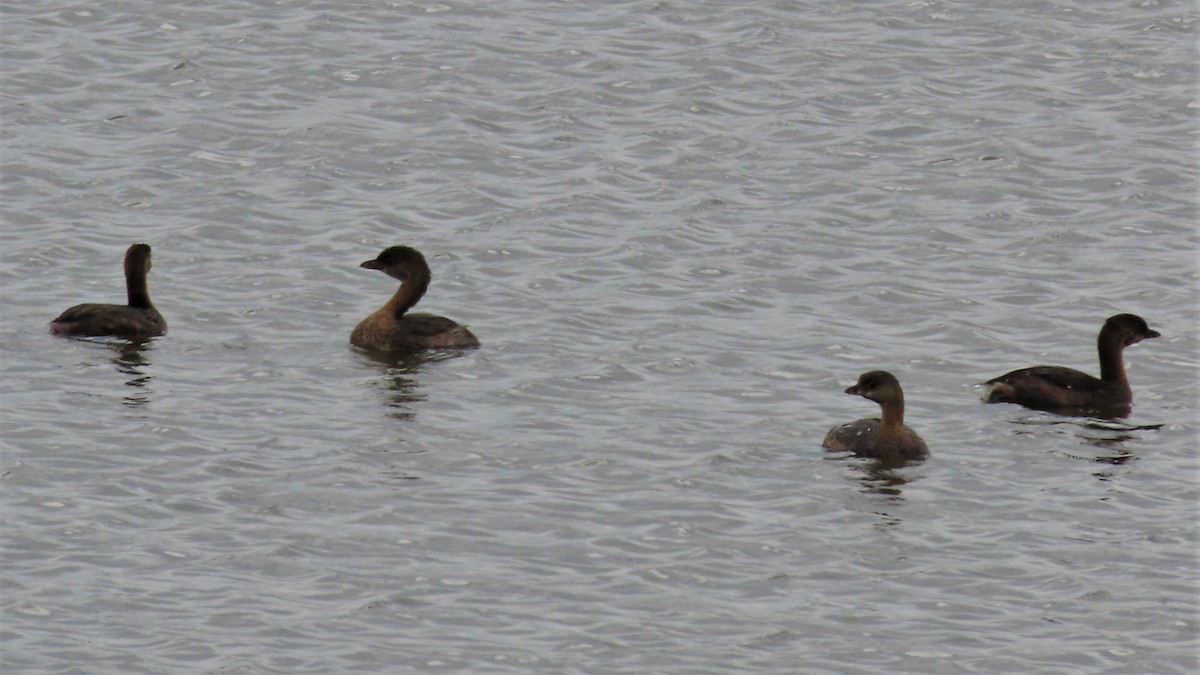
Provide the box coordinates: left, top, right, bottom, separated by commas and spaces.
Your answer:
3, 1, 1197, 672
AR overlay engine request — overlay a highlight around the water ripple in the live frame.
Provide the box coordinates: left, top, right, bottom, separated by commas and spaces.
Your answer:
3, 0, 1197, 672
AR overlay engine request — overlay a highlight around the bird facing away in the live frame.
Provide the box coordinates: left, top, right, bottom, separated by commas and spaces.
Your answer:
982, 313, 1159, 415
823, 370, 928, 462
49, 243, 166, 339
350, 245, 480, 352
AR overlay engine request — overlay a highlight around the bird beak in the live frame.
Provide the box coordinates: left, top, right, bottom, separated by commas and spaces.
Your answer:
360, 259, 381, 270
1145, 329, 1161, 339
844, 385, 858, 396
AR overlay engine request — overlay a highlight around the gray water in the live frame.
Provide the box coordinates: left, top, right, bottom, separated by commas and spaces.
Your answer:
2, 1, 1198, 672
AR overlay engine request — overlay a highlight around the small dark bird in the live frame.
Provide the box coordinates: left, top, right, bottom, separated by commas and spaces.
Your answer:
49, 243, 166, 339
983, 313, 1159, 415
350, 245, 479, 352
823, 370, 928, 462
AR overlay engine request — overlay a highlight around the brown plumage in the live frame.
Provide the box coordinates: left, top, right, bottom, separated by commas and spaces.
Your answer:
49, 243, 166, 339
823, 370, 928, 462
983, 313, 1159, 415
350, 246, 479, 352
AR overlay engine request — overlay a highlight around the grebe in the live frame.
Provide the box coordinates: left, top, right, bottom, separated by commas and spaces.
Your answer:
49, 243, 166, 339
983, 313, 1159, 415
350, 245, 479, 352
823, 370, 928, 461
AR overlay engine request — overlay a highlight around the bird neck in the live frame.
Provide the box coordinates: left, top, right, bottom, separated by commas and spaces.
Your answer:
125, 263, 152, 308
384, 269, 430, 319
878, 393, 905, 433
1097, 331, 1128, 384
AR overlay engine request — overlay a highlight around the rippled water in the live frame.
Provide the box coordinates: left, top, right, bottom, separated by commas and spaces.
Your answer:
3, 1, 1198, 672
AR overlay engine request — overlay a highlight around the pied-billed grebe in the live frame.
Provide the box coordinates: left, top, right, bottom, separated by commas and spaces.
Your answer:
49, 243, 167, 339
983, 313, 1159, 414
823, 370, 928, 461
350, 245, 480, 352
